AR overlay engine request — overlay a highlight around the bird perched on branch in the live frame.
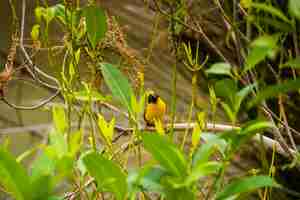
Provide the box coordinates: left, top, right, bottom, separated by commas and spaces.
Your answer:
144, 91, 166, 126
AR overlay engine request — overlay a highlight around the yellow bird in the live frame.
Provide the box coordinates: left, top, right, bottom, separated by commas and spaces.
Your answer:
144, 92, 166, 126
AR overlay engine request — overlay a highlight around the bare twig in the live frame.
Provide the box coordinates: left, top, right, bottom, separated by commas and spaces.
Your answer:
1, 90, 60, 110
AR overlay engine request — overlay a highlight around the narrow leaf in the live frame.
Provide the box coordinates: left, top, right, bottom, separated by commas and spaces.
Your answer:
248, 78, 300, 107
250, 3, 291, 24
240, 120, 274, 135
185, 162, 221, 185
281, 56, 300, 69
216, 176, 279, 200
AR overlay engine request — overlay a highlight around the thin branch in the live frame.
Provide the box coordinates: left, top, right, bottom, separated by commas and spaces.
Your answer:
20, 0, 60, 90
1, 90, 60, 110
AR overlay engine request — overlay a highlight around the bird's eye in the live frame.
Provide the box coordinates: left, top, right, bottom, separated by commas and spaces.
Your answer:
148, 94, 158, 103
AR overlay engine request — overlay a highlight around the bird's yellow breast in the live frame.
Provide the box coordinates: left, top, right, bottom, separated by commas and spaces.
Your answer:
144, 98, 166, 126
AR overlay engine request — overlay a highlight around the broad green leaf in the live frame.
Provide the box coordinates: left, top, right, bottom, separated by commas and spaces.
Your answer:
244, 47, 270, 72
244, 34, 280, 72
83, 152, 127, 200
100, 63, 134, 116
84, 5, 107, 48
248, 78, 300, 107
45, 7, 56, 24
200, 133, 228, 158
281, 56, 300, 69
52, 106, 67, 134
127, 166, 167, 195
214, 79, 237, 105
31, 175, 52, 200
234, 83, 257, 112
216, 176, 279, 200
56, 155, 74, 180
192, 143, 217, 167
250, 34, 280, 48
164, 185, 196, 200
49, 129, 68, 158
205, 63, 232, 77
289, 0, 300, 21
142, 133, 187, 178
47, 196, 64, 200
52, 4, 66, 24
74, 89, 106, 102
0, 148, 32, 200
250, 3, 291, 24
185, 162, 221, 185
30, 151, 56, 181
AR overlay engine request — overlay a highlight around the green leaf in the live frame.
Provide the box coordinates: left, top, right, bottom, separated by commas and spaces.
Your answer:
281, 56, 300, 69
185, 162, 221, 185
49, 129, 68, 158
289, 0, 300, 21
234, 83, 257, 112
240, 120, 274, 135
200, 133, 228, 158
56, 155, 74, 180
74, 89, 106, 102
98, 114, 115, 143
52, 4, 66, 24
0, 148, 32, 200
250, 34, 280, 49
30, 150, 56, 181
221, 102, 236, 124
192, 143, 217, 167
31, 175, 52, 200
84, 5, 107, 48
100, 63, 134, 116
250, 3, 291, 24
214, 79, 237, 105
216, 176, 279, 200
45, 7, 56, 24
83, 152, 127, 200
164, 186, 196, 200
244, 47, 270, 72
248, 78, 300, 107
69, 130, 83, 157
142, 133, 187, 178
244, 34, 280, 72
128, 166, 167, 195
205, 63, 232, 77
52, 106, 67, 134
35, 7, 45, 23
254, 16, 293, 32
47, 196, 64, 200
31, 24, 40, 41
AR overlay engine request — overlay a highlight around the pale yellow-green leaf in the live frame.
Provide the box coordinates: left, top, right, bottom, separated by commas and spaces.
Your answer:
31, 24, 40, 41
97, 114, 115, 142
75, 49, 81, 65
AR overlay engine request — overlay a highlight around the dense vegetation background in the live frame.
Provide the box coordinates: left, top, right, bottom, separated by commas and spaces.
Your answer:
1, 0, 300, 199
